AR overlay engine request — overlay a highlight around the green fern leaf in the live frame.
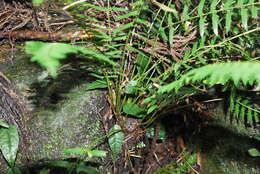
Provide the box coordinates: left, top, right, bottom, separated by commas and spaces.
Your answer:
225, 10, 232, 33
249, 0, 258, 18
210, 0, 219, 36
235, 97, 241, 119
86, 3, 108, 12
247, 108, 253, 125
240, 99, 249, 122
158, 62, 260, 93
199, 17, 206, 37
115, 10, 139, 21
26, 42, 79, 77
241, 8, 249, 30
212, 14, 219, 36
254, 109, 259, 122
200, 36, 208, 50
230, 88, 236, 113
237, 0, 244, 10
86, 80, 107, 90
182, 5, 189, 20
198, 0, 205, 16
26, 42, 117, 77
147, 105, 158, 114
112, 7, 128, 12
168, 13, 176, 46
229, 89, 260, 126
113, 22, 134, 34
224, 0, 233, 33
237, 0, 248, 30
136, 18, 152, 26
198, 0, 206, 37
192, 42, 198, 55
131, 0, 144, 7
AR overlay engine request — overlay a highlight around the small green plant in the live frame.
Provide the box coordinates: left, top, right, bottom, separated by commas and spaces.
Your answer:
0, 120, 21, 174
63, 147, 107, 159
248, 135, 260, 157
108, 124, 124, 163
32, 147, 107, 174
52, 147, 107, 174
46, 160, 99, 174
154, 151, 197, 174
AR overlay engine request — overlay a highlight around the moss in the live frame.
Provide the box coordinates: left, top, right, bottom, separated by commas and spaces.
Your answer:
26, 83, 105, 162
2, 52, 108, 167
155, 152, 197, 174
199, 104, 260, 174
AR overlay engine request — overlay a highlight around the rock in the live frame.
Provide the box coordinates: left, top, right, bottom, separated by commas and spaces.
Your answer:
199, 103, 260, 174
1, 49, 110, 172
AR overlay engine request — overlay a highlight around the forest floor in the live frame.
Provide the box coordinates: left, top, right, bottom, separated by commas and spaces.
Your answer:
0, 1, 202, 173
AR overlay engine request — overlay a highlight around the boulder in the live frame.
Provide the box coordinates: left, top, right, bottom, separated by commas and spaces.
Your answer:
0, 49, 109, 172
199, 103, 260, 174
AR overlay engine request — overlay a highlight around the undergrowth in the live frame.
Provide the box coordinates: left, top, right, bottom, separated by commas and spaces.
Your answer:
1, 0, 259, 173
29, 0, 260, 166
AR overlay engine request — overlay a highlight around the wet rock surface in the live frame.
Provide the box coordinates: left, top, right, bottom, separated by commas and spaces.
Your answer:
0, 51, 109, 172
198, 103, 260, 174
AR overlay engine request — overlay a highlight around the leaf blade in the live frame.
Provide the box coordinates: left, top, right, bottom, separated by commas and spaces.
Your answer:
108, 125, 124, 162
0, 126, 19, 167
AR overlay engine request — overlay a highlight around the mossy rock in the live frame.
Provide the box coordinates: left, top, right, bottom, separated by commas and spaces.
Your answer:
1, 52, 110, 172
198, 104, 260, 174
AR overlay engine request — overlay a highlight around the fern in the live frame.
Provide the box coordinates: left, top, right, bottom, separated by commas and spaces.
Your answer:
229, 88, 260, 125
191, 0, 259, 37
60, 0, 259, 123
156, 61, 260, 125
158, 62, 260, 93
25, 41, 117, 77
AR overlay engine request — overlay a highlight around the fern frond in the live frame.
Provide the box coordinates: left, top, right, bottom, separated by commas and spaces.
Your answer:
112, 0, 145, 35
158, 62, 260, 93
181, 0, 259, 37
230, 94, 260, 125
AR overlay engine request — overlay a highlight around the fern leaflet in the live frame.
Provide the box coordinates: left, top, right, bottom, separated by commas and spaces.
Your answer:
229, 88, 260, 125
